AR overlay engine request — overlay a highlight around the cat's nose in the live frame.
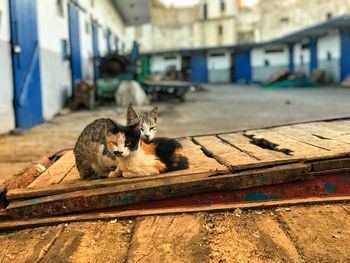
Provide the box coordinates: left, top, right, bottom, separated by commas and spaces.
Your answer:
145, 135, 150, 140
114, 151, 123, 156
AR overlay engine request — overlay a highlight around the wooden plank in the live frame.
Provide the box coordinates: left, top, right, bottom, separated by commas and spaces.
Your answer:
218, 133, 289, 160
272, 125, 350, 152
178, 138, 227, 174
5, 163, 311, 219
244, 129, 329, 157
28, 151, 75, 189
314, 121, 350, 134
277, 204, 350, 262
127, 214, 209, 262
292, 123, 350, 144
311, 157, 350, 172
253, 213, 302, 262
193, 135, 258, 170
205, 210, 300, 262
8, 168, 350, 218
60, 166, 80, 184
0, 224, 64, 263
7, 169, 229, 201
1, 195, 349, 231
41, 221, 134, 263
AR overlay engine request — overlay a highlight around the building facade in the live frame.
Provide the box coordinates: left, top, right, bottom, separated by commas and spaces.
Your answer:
0, 0, 134, 133
143, 15, 350, 86
127, 0, 350, 53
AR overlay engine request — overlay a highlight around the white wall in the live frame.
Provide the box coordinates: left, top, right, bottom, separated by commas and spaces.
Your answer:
207, 51, 231, 69
151, 55, 182, 73
317, 30, 340, 61
37, 0, 71, 121
79, 10, 94, 80
251, 46, 289, 82
37, 0, 126, 121
205, 0, 237, 19
317, 30, 341, 82
207, 51, 231, 83
0, 0, 15, 133
251, 46, 289, 67
294, 42, 310, 65
80, 0, 125, 56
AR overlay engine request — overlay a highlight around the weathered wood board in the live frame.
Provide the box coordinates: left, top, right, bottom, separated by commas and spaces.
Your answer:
127, 214, 209, 262
5, 163, 311, 218
2, 119, 350, 224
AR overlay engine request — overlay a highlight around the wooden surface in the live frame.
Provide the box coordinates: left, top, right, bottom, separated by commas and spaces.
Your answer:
0, 195, 349, 231
2, 119, 350, 222
28, 151, 75, 188
127, 214, 209, 262
5, 163, 311, 218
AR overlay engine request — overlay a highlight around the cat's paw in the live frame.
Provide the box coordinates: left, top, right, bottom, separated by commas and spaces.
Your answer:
109, 170, 122, 177
122, 171, 139, 178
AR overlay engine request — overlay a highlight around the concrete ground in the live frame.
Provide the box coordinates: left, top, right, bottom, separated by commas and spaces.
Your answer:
1, 84, 350, 182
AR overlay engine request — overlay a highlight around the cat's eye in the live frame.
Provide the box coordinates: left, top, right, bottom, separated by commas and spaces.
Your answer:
150, 127, 155, 131
141, 128, 144, 132
125, 141, 131, 147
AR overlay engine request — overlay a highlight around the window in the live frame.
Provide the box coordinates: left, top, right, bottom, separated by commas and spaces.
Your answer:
280, 17, 289, 24
300, 55, 304, 65
301, 43, 309, 49
265, 47, 284, 53
209, 52, 225, 57
218, 25, 223, 36
164, 55, 176, 60
220, 0, 226, 12
203, 4, 208, 20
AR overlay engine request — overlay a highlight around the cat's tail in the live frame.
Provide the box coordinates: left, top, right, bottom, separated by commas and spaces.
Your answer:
165, 147, 189, 172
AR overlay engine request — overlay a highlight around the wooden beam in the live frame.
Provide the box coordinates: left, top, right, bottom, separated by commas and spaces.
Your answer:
5, 163, 310, 219
1, 195, 350, 231
127, 214, 209, 262
7, 169, 229, 201
3, 157, 52, 190
28, 151, 75, 188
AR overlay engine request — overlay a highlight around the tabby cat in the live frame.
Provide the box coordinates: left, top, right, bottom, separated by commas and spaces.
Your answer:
74, 118, 140, 180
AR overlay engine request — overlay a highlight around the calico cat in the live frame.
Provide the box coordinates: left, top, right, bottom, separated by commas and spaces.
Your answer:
111, 136, 189, 178
74, 118, 140, 180
127, 105, 158, 142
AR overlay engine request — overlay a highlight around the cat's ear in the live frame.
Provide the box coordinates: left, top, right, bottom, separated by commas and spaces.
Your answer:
129, 120, 141, 133
148, 107, 158, 122
105, 118, 118, 134
127, 104, 139, 124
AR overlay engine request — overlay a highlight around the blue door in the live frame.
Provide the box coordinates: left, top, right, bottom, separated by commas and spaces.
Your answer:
9, 0, 43, 129
191, 53, 208, 83
92, 21, 100, 80
68, 3, 82, 96
234, 51, 251, 84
